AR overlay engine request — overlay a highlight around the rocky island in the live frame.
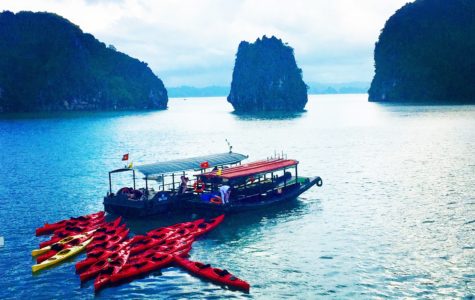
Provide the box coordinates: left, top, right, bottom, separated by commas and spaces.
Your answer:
0, 11, 168, 112
368, 0, 475, 103
227, 36, 308, 112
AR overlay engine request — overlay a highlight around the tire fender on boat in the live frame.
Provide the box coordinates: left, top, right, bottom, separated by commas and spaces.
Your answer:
316, 177, 323, 187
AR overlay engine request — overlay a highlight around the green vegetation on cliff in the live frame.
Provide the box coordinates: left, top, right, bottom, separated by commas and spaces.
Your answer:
0, 11, 167, 112
228, 36, 308, 112
369, 0, 475, 103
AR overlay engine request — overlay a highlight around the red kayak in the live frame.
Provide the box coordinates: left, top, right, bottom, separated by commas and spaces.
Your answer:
166, 228, 195, 241
86, 235, 144, 257
174, 256, 250, 292
193, 215, 225, 237
173, 246, 192, 258
129, 232, 178, 256
35, 211, 104, 236
80, 248, 129, 282
110, 253, 174, 284
152, 236, 195, 255
166, 218, 204, 231
86, 228, 129, 252
39, 217, 120, 249
129, 236, 194, 264
94, 217, 122, 234
86, 224, 127, 251
94, 248, 131, 292
145, 218, 204, 238
52, 218, 106, 238
76, 249, 115, 274
76, 237, 133, 273
145, 229, 175, 242
146, 226, 174, 237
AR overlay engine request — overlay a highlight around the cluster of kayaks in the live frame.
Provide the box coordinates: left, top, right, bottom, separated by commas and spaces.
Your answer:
33, 211, 250, 293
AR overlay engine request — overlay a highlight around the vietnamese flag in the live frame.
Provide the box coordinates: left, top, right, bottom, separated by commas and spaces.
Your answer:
122, 153, 129, 161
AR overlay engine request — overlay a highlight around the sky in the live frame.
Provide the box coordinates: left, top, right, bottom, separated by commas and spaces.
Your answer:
1, 0, 412, 87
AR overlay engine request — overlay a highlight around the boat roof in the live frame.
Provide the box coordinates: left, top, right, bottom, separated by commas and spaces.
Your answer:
199, 158, 298, 179
126, 152, 248, 176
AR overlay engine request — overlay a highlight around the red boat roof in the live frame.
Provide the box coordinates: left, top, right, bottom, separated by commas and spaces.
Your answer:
199, 159, 298, 179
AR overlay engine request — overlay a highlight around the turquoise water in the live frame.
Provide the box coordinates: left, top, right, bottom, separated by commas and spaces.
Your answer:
0, 94, 474, 299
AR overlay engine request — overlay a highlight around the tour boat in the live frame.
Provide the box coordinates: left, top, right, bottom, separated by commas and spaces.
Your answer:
103, 152, 322, 217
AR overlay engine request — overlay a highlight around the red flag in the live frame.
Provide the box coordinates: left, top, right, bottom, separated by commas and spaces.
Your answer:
122, 153, 129, 161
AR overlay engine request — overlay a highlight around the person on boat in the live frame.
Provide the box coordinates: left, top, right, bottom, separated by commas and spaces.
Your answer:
180, 176, 189, 194
219, 185, 231, 204
133, 189, 143, 199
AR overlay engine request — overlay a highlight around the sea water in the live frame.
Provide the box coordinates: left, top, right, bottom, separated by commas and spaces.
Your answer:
0, 94, 473, 299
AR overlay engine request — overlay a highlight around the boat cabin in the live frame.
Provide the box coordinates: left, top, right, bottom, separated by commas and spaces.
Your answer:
104, 152, 248, 216
194, 159, 300, 204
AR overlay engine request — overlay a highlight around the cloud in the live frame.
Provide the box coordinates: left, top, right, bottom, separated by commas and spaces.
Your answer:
1, 0, 411, 86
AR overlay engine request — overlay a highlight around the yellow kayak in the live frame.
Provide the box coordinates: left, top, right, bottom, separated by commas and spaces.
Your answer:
31, 230, 95, 257
32, 238, 92, 273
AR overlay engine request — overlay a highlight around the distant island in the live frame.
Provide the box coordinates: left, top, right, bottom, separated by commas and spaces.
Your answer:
0, 11, 168, 112
168, 82, 369, 98
369, 0, 475, 103
307, 82, 370, 95
168, 86, 230, 98
227, 36, 308, 112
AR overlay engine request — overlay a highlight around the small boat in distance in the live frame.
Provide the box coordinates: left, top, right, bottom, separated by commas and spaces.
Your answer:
103, 152, 322, 217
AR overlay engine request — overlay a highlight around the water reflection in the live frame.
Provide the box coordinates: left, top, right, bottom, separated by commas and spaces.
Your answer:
231, 110, 306, 120
119, 197, 314, 236
0, 110, 163, 120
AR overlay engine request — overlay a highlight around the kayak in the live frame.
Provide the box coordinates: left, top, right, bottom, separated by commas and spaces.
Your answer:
193, 214, 225, 237
144, 218, 205, 238
166, 228, 195, 242
128, 236, 156, 256
128, 233, 177, 256
80, 248, 129, 282
110, 253, 173, 284
32, 230, 95, 257
145, 226, 174, 237
146, 229, 174, 241
35, 212, 104, 236
129, 236, 194, 264
166, 218, 204, 231
37, 221, 123, 264
35, 211, 104, 236
172, 246, 192, 258
38, 216, 117, 249
36, 232, 95, 263
32, 238, 93, 273
86, 228, 129, 251
151, 236, 195, 255
76, 249, 114, 274
86, 224, 127, 251
86, 235, 141, 258
174, 256, 250, 292
76, 238, 131, 273
90, 223, 126, 242
52, 218, 105, 238
94, 248, 131, 292
94, 217, 122, 234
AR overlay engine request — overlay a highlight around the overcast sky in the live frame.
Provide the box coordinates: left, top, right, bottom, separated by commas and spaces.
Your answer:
2, 0, 411, 87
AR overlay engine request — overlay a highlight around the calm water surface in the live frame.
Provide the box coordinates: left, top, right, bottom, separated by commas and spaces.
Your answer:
0, 95, 474, 299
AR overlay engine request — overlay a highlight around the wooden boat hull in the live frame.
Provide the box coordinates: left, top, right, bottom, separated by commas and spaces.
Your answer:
104, 177, 320, 217
185, 177, 320, 213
